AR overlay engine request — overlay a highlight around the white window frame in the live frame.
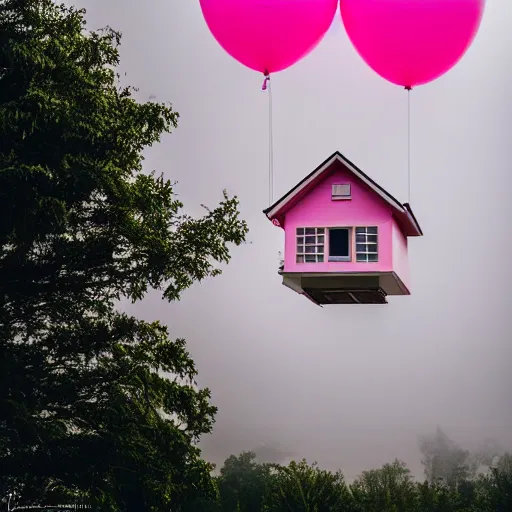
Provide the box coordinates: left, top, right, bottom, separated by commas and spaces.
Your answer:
296, 227, 325, 263
332, 183, 351, 201
355, 226, 378, 262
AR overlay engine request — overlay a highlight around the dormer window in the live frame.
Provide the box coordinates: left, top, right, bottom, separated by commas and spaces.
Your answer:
332, 183, 351, 200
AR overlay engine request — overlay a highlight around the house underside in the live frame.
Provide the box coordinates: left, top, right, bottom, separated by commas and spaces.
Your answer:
279, 272, 409, 305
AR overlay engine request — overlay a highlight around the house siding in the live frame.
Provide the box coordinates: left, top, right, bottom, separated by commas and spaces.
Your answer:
283, 167, 394, 273
391, 219, 410, 292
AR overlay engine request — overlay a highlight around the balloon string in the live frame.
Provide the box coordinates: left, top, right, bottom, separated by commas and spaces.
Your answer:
269, 77, 274, 206
406, 86, 411, 204
262, 74, 274, 205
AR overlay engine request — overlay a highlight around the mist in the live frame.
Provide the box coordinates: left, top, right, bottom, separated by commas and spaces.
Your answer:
76, 0, 512, 481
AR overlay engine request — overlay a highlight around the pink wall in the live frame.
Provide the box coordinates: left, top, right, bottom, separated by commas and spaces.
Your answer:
283, 168, 394, 273
391, 219, 410, 292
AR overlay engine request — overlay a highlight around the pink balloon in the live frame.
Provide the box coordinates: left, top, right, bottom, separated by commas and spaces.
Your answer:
340, 0, 486, 88
200, 0, 338, 74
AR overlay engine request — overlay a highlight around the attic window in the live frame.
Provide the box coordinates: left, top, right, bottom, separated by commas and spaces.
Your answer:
332, 183, 351, 200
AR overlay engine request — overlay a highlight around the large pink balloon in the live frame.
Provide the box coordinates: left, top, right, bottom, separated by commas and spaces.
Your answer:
340, 0, 486, 88
200, 0, 338, 74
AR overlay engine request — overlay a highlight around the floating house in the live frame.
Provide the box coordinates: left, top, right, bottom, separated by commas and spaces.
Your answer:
263, 151, 423, 305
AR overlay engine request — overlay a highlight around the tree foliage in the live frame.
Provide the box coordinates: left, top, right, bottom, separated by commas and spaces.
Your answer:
351, 459, 417, 512
218, 452, 273, 512
263, 459, 353, 512
0, 0, 247, 509
473, 453, 512, 512
194, 449, 512, 512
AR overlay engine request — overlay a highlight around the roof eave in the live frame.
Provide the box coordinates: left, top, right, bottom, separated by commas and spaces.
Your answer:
264, 152, 341, 219
402, 203, 423, 236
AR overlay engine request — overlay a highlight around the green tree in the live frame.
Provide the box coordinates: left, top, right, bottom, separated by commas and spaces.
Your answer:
218, 451, 273, 512
0, 0, 247, 510
263, 459, 355, 512
415, 480, 475, 512
473, 453, 512, 512
350, 459, 417, 512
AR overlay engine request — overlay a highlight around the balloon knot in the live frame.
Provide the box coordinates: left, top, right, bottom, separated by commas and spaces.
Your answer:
262, 75, 270, 91
405, 85, 412, 91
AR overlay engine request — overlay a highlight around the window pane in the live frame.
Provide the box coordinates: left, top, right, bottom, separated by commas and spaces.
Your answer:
305, 228, 316, 235
367, 234, 378, 243
296, 237, 304, 244
356, 254, 367, 262
332, 183, 351, 197
316, 228, 325, 234
305, 236, 316, 244
317, 255, 324, 262
305, 255, 316, 262
317, 244, 325, 254
317, 235, 324, 244
367, 227, 378, 234
296, 245, 303, 253
356, 233, 366, 243
329, 229, 350, 257
368, 254, 378, 262
297, 255, 304, 263
356, 244, 367, 252
355, 227, 365, 234
305, 246, 316, 254
296, 228, 304, 235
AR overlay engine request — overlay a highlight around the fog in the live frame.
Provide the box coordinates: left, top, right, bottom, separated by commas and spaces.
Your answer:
77, 0, 512, 481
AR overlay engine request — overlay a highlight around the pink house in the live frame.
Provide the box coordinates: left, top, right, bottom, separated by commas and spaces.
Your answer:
263, 151, 423, 305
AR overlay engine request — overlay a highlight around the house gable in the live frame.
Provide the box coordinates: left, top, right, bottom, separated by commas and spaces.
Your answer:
263, 151, 422, 238
284, 165, 393, 227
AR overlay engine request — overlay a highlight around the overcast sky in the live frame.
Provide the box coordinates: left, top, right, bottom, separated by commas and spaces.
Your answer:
78, 0, 512, 479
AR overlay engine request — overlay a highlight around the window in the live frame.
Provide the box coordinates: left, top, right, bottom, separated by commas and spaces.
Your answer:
332, 183, 351, 200
296, 226, 378, 264
355, 226, 378, 262
296, 227, 324, 263
328, 228, 351, 262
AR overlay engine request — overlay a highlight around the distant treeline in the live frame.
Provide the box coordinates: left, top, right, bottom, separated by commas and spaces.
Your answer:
194, 452, 512, 511
191, 427, 512, 511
